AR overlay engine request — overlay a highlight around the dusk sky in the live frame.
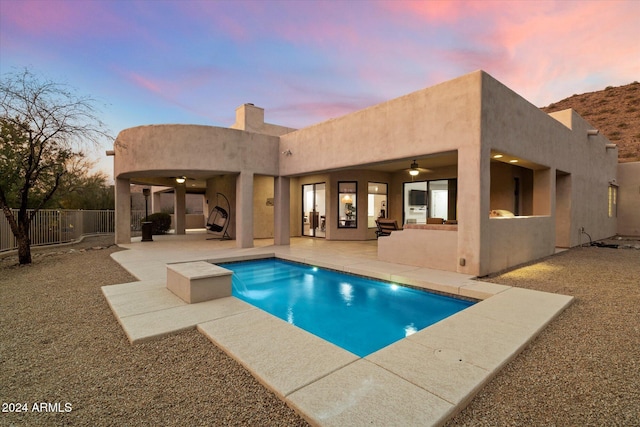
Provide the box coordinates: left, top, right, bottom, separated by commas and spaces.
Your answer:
1, 0, 639, 177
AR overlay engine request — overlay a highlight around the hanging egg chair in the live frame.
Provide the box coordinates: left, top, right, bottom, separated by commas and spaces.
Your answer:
206, 193, 231, 240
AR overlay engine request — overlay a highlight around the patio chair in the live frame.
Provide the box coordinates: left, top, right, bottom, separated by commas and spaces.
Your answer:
375, 218, 400, 238
206, 193, 231, 240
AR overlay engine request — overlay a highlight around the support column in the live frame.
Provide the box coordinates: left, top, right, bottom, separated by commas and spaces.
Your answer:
236, 171, 254, 248
533, 168, 552, 216
456, 146, 485, 276
115, 177, 131, 244
274, 176, 290, 245
174, 184, 186, 235
152, 191, 161, 213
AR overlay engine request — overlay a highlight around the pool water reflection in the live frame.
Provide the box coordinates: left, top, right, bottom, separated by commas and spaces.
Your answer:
223, 258, 474, 357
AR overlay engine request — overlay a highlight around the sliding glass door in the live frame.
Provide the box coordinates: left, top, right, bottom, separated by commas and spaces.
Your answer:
302, 183, 326, 237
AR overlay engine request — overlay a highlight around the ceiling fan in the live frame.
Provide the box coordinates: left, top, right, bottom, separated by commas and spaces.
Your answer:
171, 176, 197, 184
406, 159, 431, 176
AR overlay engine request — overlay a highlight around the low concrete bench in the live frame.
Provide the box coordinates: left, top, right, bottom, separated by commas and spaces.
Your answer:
166, 261, 232, 304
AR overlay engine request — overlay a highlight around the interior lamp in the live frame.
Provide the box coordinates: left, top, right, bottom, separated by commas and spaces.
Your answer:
175, 176, 186, 184
409, 160, 420, 176
341, 195, 353, 204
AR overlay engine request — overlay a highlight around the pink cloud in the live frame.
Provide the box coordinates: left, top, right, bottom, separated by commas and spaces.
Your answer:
178, 1, 373, 49
270, 99, 376, 127
380, 0, 640, 105
126, 71, 163, 95
382, 0, 470, 23
482, 1, 640, 104
276, 100, 360, 118
2, 0, 117, 37
175, 1, 252, 42
115, 66, 235, 124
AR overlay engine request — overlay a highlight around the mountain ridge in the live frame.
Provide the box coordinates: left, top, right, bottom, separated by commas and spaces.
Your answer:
540, 81, 640, 163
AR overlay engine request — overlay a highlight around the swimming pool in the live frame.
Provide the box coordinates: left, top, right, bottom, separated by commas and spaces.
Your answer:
223, 258, 474, 357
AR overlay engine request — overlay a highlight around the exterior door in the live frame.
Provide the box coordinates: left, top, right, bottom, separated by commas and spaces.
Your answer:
302, 183, 325, 237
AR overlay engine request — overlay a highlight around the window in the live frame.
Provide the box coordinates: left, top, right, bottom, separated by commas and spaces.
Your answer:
338, 181, 357, 228
403, 179, 456, 224
368, 182, 388, 228
608, 185, 618, 218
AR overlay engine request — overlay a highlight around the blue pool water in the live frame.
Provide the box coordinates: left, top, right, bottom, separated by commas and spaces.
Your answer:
223, 258, 474, 357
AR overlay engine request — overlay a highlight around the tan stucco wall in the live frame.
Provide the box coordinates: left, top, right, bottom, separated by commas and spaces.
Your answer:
546, 110, 618, 243
479, 73, 618, 275
114, 178, 131, 244
487, 216, 556, 273
378, 228, 458, 271
279, 72, 482, 177
253, 175, 275, 239
114, 124, 280, 179
617, 162, 640, 236
170, 214, 205, 229
555, 172, 572, 247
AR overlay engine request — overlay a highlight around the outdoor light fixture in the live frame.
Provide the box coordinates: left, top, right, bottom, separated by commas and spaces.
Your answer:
587, 129, 599, 136
409, 160, 420, 176
493, 154, 503, 159
176, 176, 186, 184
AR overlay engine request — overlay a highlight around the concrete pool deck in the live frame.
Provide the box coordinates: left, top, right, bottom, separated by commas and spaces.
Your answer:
102, 234, 573, 426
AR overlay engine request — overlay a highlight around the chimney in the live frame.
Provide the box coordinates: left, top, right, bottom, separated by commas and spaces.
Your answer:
233, 103, 264, 132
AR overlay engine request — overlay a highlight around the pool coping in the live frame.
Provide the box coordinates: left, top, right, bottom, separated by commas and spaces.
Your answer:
103, 241, 573, 426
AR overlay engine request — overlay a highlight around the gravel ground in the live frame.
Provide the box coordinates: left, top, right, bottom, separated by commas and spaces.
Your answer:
447, 239, 640, 427
1, 235, 639, 426
0, 236, 308, 427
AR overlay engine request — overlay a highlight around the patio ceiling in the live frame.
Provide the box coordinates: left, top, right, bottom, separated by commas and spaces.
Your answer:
129, 171, 227, 190
127, 151, 460, 189
490, 151, 548, 170
350, 151, 459, 173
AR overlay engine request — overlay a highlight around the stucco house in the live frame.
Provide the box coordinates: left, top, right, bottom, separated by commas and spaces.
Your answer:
111, 70, 635, 277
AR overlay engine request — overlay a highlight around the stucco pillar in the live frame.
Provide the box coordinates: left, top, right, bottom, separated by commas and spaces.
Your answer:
236, 171, 254, 248
115, 177, 131, 244
174, 184, 186, 235
274, 176, 290, 245
533, 169, 552, 216
456, 146, 486, 276
152, 191, 161, 213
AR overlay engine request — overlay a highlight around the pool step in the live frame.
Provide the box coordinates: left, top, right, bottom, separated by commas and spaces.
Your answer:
166, 261, 232, 304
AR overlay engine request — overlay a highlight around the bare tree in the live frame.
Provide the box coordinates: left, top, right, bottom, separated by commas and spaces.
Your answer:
0, 68, 111, 264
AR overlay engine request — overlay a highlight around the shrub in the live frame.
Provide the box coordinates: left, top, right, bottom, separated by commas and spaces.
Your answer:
145, 212, 171, 235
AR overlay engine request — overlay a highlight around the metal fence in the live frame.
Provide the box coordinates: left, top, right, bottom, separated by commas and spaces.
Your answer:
130, 210, 146, 237
0, 209, 115, 253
